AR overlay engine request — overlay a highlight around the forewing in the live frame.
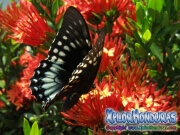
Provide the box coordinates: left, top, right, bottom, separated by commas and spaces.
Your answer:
48, 6, 92, 73
30, 6, 91, 105
43, 29, 106, 111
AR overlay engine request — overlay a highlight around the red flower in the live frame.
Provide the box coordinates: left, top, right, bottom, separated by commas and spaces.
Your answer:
0, 100, 5, 109
7, 51, 46, 110
98, 35, 126, 72
111, 61, 176, 112
111, 2, 136, 36
121, 84, 176, 112
55, 6, 67, 23
0, 89, 6, 109
61, 77, 123, 128
7, 82, 32, 110
61, 59, 176, 132
63, 0, 130, 22
55, 1, 135, 37
0, 89, 5, 109
0, 0, 54, 46
111, 60, 148, 91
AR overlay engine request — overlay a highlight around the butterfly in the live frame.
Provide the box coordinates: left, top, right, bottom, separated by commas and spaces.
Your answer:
30, 6, 106, 111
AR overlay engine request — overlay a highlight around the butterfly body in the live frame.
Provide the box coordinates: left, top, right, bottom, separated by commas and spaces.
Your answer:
30, 6, 105, 111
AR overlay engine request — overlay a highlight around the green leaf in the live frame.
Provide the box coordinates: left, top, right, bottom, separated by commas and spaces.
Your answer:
148, 0, 164, 13
156, 23, 180, 38
0, 80, 5, 89
106, 8, 116, 17
23, 118, 31, 135
127, 18, 141, 32
174, 57, 180, 69
30, 122, 40, 135
172, 44, 180, 55
150, 43, 163, 63
175, 33, 180, 40
2, 55, 7, 66
24, 113, 36, 120
0, 31, 6, 42
135, 43, 147, 58
88, 128, 93, 135
142, 17, 150, 34
10, 43, 21, 53
39, 128, 42, 135
54, 15, 64, 30
161, 11, 169, 27
136, 2, 145, 25
147, 69, 158, 78
51, 0, 63, 18
33, 102, 41, 115
143, 29, 151, 42
30, 0, 45, 15
174, 0, 180, 11
128, 48, 137, 59
132, 31, 144, 45
90, 12, 102, 24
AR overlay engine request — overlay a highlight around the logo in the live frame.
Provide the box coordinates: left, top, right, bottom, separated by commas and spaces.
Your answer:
105, 108, 177, 131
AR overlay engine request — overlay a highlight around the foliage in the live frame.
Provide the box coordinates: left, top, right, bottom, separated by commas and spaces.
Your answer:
128, 0, 180, 89
23, 118, 42, 135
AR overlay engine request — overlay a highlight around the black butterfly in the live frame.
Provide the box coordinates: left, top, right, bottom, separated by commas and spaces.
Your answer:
30, 6, 106, 111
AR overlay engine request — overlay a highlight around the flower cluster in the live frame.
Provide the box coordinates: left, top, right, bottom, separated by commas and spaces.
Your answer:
7, 51, 46, 110
63, 0, 129, 18
0, 0, 54, 46
99, 36, 126, 72
61, 60, 176, 130
56, 0, 135, 35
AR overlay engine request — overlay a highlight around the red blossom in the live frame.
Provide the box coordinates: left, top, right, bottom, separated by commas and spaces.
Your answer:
111, 2, 136, 36
0, 0, 54, 46
61, 59, 176, 131
63, 0, 129, 17
56, 1, 135, 36
111, 61, 176, 112
7, 51, 46, 110
0, 100, 4, 107
0, 89, 5, 109
0, 100, 5, 109
177, 90, 180, 104
63, 0, 130, 22
98, 35, 126, 72
111, 60, 148, 91
40, 2, 50, 16
61, 77, 123, 128
121, 84, 176, 112
59, 0, 136, 38
55, 6, 67, 23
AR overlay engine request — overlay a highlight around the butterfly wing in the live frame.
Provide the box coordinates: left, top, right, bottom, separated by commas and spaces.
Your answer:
44, 29, 106, 111
30, 7, 91, 104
